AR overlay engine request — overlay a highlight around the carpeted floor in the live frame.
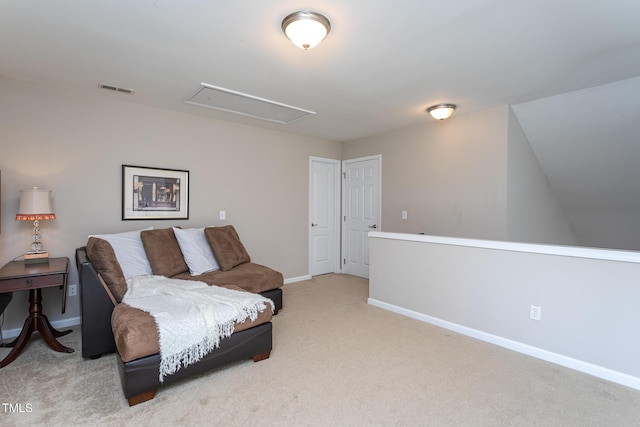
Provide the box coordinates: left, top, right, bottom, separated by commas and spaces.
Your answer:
1, 274, 639, 426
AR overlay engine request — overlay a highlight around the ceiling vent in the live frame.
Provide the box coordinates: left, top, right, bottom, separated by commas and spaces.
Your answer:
185, 83, 315, 124
99, 83, 135, 94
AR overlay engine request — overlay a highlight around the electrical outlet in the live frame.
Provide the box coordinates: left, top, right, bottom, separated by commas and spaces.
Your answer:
530, 304, 541, 321
401, 210, 408, 220
219, 210, 226, 220
68, 284, 78, 297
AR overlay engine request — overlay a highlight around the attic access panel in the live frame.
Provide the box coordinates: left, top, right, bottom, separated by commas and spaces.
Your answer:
186, 83, 316, 124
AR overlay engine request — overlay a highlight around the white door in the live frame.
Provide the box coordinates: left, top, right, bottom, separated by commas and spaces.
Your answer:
309, 157, 340, 276
342, 156, 381, 278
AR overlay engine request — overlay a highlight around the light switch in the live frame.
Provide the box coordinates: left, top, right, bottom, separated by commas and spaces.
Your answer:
401, 210, 408, 220
219, 210, 226, 220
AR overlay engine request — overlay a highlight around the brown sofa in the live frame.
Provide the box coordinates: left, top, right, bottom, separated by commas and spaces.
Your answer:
76, 225, 283, 405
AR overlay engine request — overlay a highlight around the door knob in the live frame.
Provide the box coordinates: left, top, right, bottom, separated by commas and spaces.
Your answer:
368, 224, 377, 229
311, 223, 318, 227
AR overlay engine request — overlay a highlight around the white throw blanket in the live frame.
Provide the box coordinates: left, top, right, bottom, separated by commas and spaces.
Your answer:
123, 275, 274, 382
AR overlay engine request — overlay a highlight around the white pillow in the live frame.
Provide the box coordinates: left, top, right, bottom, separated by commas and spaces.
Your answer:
173, 227, 220, 275
90, 227, 153, 280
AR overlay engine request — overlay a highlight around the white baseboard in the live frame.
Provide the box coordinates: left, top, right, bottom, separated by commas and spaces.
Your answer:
368, 298, 640, 391
284, 275, 311, 284
1, 316, 82, 341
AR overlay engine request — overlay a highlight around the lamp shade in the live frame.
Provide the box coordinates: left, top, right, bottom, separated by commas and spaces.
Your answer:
16, 187, 56, 221
427, 104, 456, 120
282, 11, 331, 50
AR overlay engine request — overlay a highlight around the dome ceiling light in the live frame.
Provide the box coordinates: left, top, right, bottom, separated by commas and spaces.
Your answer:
282, 11, 331, 50
426, 104, 457, 120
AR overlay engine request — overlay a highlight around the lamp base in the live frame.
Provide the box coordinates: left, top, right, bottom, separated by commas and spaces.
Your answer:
24, 251, 50, 264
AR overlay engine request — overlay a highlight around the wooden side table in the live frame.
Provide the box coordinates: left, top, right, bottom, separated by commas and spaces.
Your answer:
0, 257, 74, 368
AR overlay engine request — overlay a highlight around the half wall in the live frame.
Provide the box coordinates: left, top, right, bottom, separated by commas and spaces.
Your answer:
369, 231, 640, 390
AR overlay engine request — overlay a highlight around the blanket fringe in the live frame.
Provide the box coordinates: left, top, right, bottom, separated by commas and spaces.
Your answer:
158, 320, 238, 381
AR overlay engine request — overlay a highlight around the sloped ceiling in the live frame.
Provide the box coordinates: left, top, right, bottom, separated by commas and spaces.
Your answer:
512, 76, 640, 251
1, 1, 640, 250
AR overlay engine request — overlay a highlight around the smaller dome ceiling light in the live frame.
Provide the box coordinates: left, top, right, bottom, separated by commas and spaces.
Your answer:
282, 11, 331, 50
426, 104, 457, 120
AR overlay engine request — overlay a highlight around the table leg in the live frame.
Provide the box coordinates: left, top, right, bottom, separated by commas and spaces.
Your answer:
37, 312, 74, 353
0, 316, 36, 368
2, 311, 70, 346
42, 314, 72, 338
0, 288, 73, 368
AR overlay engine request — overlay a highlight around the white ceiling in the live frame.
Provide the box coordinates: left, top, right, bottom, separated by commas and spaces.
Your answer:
2, 1, 640, 250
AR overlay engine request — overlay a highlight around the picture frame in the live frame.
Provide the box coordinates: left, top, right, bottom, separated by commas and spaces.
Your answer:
122, 165, 189, 220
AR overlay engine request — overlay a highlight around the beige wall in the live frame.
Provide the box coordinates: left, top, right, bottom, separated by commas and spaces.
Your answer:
0, 77, 341, 330
342, 106, 578, 246
342, 106, 510, 240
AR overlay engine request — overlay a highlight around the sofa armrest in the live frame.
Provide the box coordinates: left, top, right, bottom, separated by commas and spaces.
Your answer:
76, 247, 117, 358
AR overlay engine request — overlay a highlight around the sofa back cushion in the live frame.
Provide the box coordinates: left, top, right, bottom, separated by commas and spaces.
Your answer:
86, 237, 128, 303
88, 227, 153, 279
173, 227, 220, 275
204, 225, 250, 271
140, 228, 189, 277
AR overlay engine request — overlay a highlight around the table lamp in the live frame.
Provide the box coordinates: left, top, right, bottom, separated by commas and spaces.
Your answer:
16, 187, 56, 263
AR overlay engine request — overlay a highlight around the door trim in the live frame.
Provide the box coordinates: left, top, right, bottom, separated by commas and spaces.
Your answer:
309, 157, 342, 276
341, 154, 382, 277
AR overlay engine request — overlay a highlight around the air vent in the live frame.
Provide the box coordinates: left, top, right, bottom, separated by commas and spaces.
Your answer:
185, 83, 315, 125
99, 83, 135, 94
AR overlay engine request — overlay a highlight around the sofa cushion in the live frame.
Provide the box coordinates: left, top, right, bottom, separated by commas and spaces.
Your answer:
89, 228, 153, 281
112, 286, 273, 362
174, 262, 283, 294
173, 227, 220, 275
204, 225, 250, 271
140, 228, 189, 277
86, 237, 128, 303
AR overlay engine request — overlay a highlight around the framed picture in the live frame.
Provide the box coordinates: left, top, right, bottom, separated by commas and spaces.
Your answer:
122, 165, 189, 220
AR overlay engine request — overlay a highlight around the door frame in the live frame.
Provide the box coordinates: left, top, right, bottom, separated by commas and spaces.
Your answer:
309, 157, 342, 276
341, 154, 382, 277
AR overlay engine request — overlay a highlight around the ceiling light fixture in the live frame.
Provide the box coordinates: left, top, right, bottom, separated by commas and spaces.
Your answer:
281, 11, 331, 50
426, 104, 457, 120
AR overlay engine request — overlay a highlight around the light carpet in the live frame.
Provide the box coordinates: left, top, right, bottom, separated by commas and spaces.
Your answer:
1, 274, 639, 426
